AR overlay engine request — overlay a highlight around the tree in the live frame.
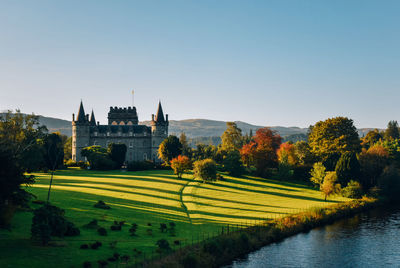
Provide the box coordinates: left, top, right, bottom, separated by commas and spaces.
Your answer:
239, 141, 256, 168
193, 159, 217, 182
0, 110, 46, 226
241, 128, 281, 177
223, 150, 244, 176
81, 146, 115, 170
378, 165, 400, 201
308, 117, 361, 161
158, 135, 182, 164
310, 162, 326, 188
63, 137, 72, 161
335, 152, 360, 187
277, 142, 298, 166
361, 129, 383, 149
221, 122, 243, 152
42, 133, 65, 203
358, 145, 389, 189
384, 120, 400, 141
294, 141, 315, 167
179, 132, 192, 158
170, 155, 192, 178
321, 171, 341, 201
42, 133, 64, 171
107, 143, 127, 169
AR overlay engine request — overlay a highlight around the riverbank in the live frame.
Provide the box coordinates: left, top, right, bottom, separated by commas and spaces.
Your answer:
146, 197, 381, 268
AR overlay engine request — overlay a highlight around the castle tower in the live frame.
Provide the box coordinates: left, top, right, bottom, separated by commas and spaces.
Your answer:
151, 101, 169, 162
72, 101, 90, 162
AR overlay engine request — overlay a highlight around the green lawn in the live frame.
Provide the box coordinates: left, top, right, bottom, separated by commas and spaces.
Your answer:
0, 168, 349, 267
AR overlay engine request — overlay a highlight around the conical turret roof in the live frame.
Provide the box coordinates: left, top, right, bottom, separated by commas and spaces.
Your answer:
155, 101, 165, 122
90, 110, 96, 125
76, 101, 87, 122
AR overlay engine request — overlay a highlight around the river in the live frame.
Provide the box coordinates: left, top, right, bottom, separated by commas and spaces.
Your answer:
229, 206, 400, 268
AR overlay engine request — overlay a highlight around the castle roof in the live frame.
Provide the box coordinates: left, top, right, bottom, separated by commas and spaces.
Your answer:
76, 101, 87, 122
90, 110, 96, 126
155, 101, 165, 122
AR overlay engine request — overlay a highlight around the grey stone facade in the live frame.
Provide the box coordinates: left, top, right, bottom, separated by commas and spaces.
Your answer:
72, 101, 168, 163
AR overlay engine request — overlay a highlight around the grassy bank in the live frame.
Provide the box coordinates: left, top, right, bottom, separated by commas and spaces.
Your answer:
147, 197, 380, 268
0, 168, 349, 267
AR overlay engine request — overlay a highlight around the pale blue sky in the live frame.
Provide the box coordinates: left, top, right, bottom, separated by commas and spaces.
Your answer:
0, 0, 399, 128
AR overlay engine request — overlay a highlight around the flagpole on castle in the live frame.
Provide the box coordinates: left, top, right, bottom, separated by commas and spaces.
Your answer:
132, 89, 135, 107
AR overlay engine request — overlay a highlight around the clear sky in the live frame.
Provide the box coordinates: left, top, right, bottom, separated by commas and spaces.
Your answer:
0, 0, 399, 128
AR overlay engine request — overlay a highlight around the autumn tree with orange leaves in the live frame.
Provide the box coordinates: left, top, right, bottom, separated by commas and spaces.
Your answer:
240, 128, 282, 177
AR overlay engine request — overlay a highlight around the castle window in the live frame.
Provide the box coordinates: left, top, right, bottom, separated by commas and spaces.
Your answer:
107, 132, 110, 136
94, 132, 97, 136
129, 142, 133, 148
129, 132, 133, 136
73, 141, 76, 147
143, 153, 147, 160
144, 132, 147, 136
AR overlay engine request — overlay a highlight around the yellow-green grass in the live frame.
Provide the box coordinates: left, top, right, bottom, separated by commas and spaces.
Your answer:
0, 168, 349, 267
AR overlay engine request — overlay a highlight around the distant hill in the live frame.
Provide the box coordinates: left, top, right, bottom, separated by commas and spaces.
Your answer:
0, 113, 72, 137
1, 113, 381, 140
141, 119, 309, 138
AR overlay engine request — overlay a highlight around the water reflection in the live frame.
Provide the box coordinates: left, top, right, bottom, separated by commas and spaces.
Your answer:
229, 206, 400, 268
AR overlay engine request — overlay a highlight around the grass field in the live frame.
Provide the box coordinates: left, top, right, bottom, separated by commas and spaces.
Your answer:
0, 168, 349, 267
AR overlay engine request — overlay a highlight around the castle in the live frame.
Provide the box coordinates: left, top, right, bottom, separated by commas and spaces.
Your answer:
72, 101, 168, 163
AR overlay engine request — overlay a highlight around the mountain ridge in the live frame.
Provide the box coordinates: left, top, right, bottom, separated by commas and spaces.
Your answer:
0, 113, 378, 139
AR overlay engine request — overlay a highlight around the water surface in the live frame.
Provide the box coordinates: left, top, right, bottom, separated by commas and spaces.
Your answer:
229, 206, 400, 268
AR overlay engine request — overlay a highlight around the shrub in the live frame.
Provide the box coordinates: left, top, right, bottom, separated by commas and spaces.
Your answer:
156, 239, 171, 251
80, 244, 89, 249
193, 159, 217, 182
83, 219, 98, 229
341, 180, 363, 199
31, 204, 80, 245
127, 160, 154, 171
65, 159, 78, 167
94, 200, 110, 210
97, 227, 107, 236
90, 241, 102, 249
81, 146, 115, 170
77, 161, 88, 169
129, 223, 138, 236
160, 223, 167, 233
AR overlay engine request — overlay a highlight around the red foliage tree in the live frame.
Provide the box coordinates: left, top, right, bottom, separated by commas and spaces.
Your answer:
240, 128, 282, 176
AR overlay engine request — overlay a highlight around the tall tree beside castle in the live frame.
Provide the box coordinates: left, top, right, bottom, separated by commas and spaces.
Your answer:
72, 101, 168, 163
